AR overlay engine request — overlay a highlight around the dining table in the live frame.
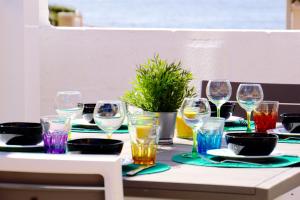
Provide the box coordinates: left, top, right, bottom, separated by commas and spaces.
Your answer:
70, 130, 300, 200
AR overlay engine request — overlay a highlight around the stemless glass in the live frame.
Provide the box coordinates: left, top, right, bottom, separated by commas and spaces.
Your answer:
93, 100, 125, 139
253, 101, 279, 133
41, 115, 71, 154
128, 114, 159, 165
206, 80, 232, 118
55, 91, 84, 119
236, 84, 264, 132
180, 97, 211, 157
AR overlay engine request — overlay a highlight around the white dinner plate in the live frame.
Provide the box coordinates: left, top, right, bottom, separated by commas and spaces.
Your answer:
122, 157, 133, 166
72, 118, 97, 127
207, 149, 283, 159
0, 141, 44, 152
267, 127, 300, 137
225, 116, 244, 122
0, 141, 43, 148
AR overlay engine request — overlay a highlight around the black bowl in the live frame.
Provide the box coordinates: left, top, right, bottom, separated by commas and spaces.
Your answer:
68, 138, 124, 154
82, 103, 96, 123
225, 133, 278, 156
0, 122, 42, 145
0, 122, 42, 136
210, 102, 235, 119
281, 113, 300, 133
83, 103, 96, 113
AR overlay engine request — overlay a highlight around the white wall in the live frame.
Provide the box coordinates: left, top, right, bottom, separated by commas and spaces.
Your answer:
40, 28, 300, 115
0, 0, 41, 122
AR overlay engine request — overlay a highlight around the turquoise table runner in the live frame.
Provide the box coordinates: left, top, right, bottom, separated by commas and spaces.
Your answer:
172, 152, 300, 168
278, 139, 300, 144
72, 124, 128, 134
224, 121, 255, 132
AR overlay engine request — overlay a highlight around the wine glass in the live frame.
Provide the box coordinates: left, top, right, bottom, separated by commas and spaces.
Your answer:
236, 84, 264, 132
180, 97, 211, 157
55, 91, 84, 119
93, 100, 125, 139
206, 80, 232, 118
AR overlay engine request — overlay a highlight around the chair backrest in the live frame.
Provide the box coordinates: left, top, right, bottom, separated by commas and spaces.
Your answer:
201, 80, 300, 118
0, 153, 123, 200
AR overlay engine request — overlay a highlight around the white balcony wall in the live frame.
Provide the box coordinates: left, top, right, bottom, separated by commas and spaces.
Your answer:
1, 0, 300, 119
40, 28, 300, 115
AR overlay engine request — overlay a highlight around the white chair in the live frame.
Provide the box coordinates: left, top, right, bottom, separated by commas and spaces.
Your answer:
0, 152, 123, 200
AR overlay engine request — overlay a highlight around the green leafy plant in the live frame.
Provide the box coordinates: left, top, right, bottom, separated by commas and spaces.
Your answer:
123, 55, 196, 112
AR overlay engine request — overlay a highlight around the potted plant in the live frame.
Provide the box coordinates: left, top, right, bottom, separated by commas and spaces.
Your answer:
123, 54, 196, 144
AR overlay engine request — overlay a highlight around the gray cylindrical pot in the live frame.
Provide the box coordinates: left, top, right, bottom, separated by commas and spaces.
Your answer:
158, 112, 177, 145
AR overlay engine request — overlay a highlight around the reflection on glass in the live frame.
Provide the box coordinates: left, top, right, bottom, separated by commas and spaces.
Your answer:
206, 80, 232, 118
93, 100, 125, 139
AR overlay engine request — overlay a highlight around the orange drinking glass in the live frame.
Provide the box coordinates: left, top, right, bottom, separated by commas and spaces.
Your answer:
128, 114, 159, 165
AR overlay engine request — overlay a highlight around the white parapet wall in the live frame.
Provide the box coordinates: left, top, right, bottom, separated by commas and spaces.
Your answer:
40, 27, 300, 115
1, 0, 300, 119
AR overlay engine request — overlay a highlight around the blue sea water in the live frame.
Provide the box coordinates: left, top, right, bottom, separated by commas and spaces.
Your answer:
48, 0, 286, 29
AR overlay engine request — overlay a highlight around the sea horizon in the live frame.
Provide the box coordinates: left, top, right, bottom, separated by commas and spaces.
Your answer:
48, 0, 286, 29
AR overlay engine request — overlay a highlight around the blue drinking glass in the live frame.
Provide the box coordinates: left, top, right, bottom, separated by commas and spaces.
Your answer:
197, 117, 225, 155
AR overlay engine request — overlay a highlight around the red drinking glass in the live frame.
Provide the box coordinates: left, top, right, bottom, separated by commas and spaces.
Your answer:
253, 101, 279, 133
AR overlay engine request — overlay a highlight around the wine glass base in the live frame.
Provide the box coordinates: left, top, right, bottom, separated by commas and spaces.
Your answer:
107, 134, 113, 139
191, 150, 198, 158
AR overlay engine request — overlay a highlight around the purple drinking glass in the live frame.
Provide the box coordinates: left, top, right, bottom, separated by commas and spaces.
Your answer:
41, 115, 71, 154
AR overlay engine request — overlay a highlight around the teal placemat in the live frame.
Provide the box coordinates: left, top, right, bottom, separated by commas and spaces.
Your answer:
122, 162, 170, 176
224, 121, 255, 132
278, 139, 300, 144
72, 124, 128, 134
172, 152, 300, 168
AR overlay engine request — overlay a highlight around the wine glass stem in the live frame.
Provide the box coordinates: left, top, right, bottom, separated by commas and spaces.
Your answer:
217, 106, 221, 118
107, 132, 113, 139
68, 129, 72, 140
192, 128, 198, 158
246, 111, 252, 133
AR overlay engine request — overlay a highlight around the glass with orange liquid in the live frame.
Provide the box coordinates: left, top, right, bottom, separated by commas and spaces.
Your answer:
176, 113, 193, 139
128, 114, 159, 165
253, 101, 279, 133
